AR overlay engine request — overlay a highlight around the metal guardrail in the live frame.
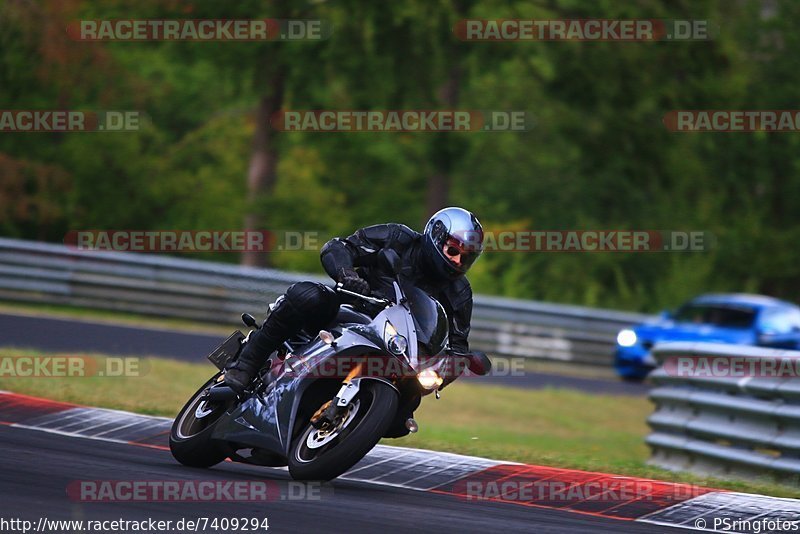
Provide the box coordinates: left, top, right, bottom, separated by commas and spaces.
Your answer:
0, 237, 649, 365
646, 342, 800, 483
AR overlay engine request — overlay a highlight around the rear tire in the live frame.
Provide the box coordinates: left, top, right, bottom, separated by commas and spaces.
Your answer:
288, 380, 398, 481
170, 374, 230, 468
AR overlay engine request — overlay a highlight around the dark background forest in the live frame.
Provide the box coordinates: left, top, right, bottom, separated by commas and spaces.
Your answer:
2, 0, 799, 312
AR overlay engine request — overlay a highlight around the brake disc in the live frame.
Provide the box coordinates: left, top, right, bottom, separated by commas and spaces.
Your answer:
305, 399, 360, 449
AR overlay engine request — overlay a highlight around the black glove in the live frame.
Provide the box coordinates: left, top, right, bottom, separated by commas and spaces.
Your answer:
465, 351, 492, 376
447, 350, 492, 377
338, 268, 370, 296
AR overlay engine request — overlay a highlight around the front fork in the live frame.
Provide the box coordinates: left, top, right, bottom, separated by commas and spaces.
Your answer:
310, 363, 364, 429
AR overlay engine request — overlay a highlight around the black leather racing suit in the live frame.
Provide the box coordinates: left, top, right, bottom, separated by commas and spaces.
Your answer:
230, 223, 474, 378
321, 223, 473, 353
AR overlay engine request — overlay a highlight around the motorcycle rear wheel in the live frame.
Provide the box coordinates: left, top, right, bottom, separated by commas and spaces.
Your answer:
169, 373, 231, 468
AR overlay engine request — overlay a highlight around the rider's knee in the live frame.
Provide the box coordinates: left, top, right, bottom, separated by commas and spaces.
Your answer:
284, 281, 339, 321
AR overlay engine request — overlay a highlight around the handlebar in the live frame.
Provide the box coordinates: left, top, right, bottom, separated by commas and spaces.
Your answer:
335, 283, 392, 307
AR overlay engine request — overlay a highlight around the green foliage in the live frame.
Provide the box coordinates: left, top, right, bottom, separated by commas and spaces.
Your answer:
1, 0, 799, 311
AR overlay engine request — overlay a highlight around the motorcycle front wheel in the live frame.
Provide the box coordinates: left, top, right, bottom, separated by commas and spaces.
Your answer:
288, 380, 398, 481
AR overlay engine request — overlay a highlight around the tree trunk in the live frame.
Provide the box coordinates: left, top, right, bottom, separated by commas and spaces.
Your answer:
425, 169, 450, 217
422, 0, 469, 222
241, 65, 285, 268
424, 64, 462, 220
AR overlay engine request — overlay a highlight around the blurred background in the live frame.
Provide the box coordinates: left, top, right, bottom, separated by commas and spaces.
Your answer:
2, 0, 799, 312
5, 1, 800, 504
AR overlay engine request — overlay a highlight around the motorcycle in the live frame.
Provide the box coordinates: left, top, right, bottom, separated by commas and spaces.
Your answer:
169, 249, 490, 481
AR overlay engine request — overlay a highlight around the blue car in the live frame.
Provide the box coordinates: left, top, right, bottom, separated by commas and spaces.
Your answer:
614, 293, 800, 379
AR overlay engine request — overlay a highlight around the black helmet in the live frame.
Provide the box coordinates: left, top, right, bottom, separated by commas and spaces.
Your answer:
422, 207, 484, 279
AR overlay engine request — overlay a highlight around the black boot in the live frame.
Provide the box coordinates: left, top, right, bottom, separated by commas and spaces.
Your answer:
225, 327, 282, 393
224, 357, 268, 394
224, 293, 306, 393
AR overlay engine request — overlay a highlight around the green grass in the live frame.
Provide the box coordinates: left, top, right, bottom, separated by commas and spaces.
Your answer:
403, 382, 650, 469
0, 347, 797, 498
0, 348, 213, 416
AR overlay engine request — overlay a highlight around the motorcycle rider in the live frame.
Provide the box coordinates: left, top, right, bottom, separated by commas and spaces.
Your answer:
224, 206, 487, 393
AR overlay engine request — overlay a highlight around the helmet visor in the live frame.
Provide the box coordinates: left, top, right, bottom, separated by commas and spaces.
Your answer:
441, 234, 482, 273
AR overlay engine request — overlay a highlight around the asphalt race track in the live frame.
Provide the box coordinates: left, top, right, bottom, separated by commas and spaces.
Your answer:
0, 424, 689, 533
0, 312, 649, 396
0, 305, 670, 533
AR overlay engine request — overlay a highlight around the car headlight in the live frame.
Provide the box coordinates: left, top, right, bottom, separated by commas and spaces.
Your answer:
384, 321, 408, 355
417, 368, 443, 390
617, 329, 637, 347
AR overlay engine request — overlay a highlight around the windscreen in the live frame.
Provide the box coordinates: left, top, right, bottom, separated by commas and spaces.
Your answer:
406, 286, 449, 355
673, 304, 757, 328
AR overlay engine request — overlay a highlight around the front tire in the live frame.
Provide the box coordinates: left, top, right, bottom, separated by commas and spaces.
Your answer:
288, 380, 398, 481
170, 374, 230, 468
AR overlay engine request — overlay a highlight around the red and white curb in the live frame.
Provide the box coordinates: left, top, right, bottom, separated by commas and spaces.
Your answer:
1, 390, 797, 531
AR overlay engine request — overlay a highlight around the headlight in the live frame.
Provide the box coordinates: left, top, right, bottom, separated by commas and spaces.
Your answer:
417, 368, 443, 390
617, 329, 637, 347
384, 321, 408, 355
